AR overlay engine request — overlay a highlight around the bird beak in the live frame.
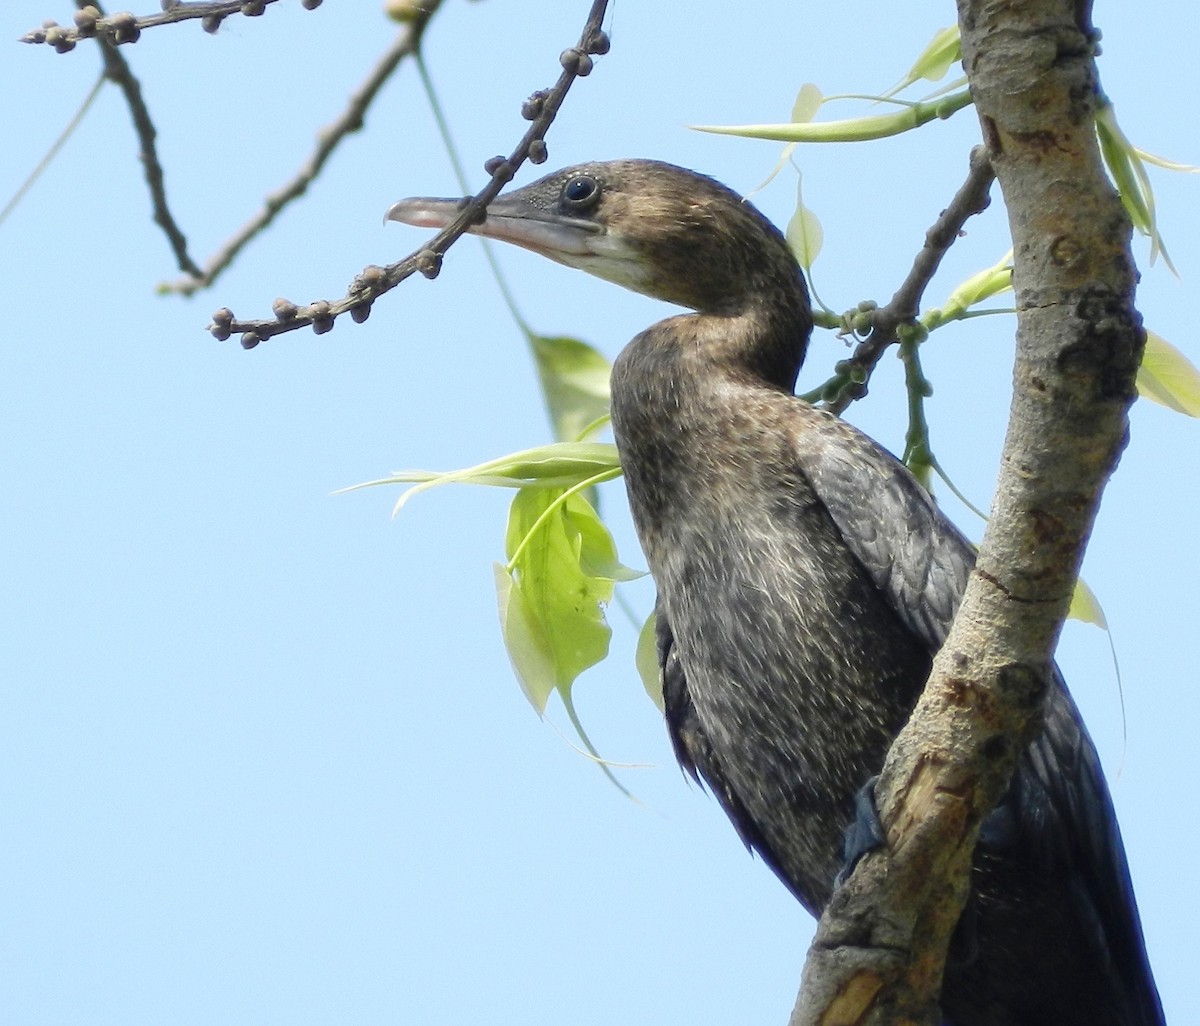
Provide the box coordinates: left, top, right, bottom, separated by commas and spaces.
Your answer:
387, 182, 651, 294
385, 193, 602, 263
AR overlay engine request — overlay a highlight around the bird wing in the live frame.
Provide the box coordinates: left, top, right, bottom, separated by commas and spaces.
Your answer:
657, 605, 811, 904
795, 410, 1162, 1023
795, 409, 974, 649
1014, 684, 1164, 1025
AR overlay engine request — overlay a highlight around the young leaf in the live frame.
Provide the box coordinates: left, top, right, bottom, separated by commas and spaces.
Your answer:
1137, 331, 1200, 417
1068, 577, 1109, 631
1095, 99, 1177, 273
499, 488, 617, 712
494, 563, 559, 712
529, 333, 613, 442
691, 88, 973, 145
922, 253, 1012, 331
1134, 149, 1200, 174
635, 612, 663, 711
791, 83, 824, 124
884, 25, 962, 97
570, 500, 645, 583
785, 174, 824, 270
339, 441, 622, 511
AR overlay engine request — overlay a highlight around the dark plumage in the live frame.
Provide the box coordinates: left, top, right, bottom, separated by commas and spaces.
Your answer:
388, 159, 1164, 1026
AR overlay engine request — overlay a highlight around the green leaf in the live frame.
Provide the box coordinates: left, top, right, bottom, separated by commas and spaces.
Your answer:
498, 488, 617, 712
494, 562, 559, 711
691, 88, 972, 144
1133, 149, 1200, 174
785, 174, 823, 270
570, 501, 645, 583
922, 252, 1013, 331
338, 441, 622, 512
884, 25, 962, 97
1095, 99, 1177, 273
529, 333, 612, 442
1068, 577, 1109, 630
635, 611, 663, 711
791, 83, 823, 124
1137, 331, 1200, 417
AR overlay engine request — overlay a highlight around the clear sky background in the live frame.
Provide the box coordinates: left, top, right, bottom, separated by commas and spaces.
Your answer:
2, 3, 1196, 1024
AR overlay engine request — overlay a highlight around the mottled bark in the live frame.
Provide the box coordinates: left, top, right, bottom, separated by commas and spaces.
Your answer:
790, 1, 1141, 1023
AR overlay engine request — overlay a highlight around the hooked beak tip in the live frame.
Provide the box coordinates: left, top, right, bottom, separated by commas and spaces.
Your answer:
384, 198, 461, 229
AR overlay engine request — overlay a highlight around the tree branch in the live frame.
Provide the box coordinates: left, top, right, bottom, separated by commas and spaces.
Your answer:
25, 1, 433, 290
22, 1, 315, 51
75, 0, 204, 278
815, 147, 996, 414
790, 1, 1140, 1022
163, 3, 443, 295
211, 0, 612, 350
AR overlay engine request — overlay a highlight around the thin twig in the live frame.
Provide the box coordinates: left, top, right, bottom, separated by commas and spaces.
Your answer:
820, 146, 996, 413
899, 335, 934, 486
78, 0, 204, 278
162, 3, 444, 295
212, 0, 612, 350
416, 50, 533, 336
23, 1, 303, 50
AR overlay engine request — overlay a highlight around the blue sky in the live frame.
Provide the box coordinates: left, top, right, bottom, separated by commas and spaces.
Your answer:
3, 2, 1196, 1023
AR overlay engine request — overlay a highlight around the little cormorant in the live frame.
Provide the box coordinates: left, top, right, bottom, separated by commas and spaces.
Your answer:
387, 159, 1165, 1026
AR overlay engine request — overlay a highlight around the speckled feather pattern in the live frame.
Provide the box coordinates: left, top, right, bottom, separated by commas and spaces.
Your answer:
611, 313, 1162, 1025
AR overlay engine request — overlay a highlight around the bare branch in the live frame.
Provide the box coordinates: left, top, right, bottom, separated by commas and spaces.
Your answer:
211, 0, 612, 351
162, 3, 443, 295
815, 147, 996, 414
22, 1, 316, 51
23, 1, 405, 285
75, 0, 204, 278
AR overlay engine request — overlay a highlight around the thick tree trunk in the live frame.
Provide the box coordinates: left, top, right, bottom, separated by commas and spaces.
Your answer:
789, 1, 1141, 1023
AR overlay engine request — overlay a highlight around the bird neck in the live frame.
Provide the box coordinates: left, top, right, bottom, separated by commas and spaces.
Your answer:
610, 282, 811, 458
609, 292, 811, 570
663, 267, 813, 394
714, 285, 812, 392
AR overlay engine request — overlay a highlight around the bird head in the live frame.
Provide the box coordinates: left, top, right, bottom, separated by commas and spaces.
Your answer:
386, 159, 806, 318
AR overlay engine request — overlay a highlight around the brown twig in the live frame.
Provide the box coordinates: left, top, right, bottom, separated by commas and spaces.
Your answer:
22, 1, 312, 51
211, 0, 612, 350
162, 3, 443, 295
816, 147, 996, 414
71, 0, 204, 277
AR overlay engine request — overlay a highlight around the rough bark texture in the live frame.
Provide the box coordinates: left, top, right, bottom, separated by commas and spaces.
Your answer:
789, 2, 1142, 1024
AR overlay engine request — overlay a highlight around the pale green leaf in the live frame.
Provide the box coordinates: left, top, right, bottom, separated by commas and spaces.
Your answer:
791, 83, 823, 124
1068, 576, 1108, 630
502, 488, 615, 706
569, 501, 645, 583
1133, 148, 1200, 173
884, 25, 962, 97
635, 611, 663, 711
1095, 100, 1177, 273
529, 333, 612, 443
923, 253, 1013, 330
337, 441, 622, 511
493, 563, 558, 712
1137, 331, 1200, 417
692, 88, 973, 145
785, 174, 823, 270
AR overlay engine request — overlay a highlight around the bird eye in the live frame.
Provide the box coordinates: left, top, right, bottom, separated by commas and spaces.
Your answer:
561, 175, 601, 211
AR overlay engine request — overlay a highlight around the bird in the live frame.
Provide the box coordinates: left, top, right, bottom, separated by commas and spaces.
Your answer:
387, 159, 1165, 1026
